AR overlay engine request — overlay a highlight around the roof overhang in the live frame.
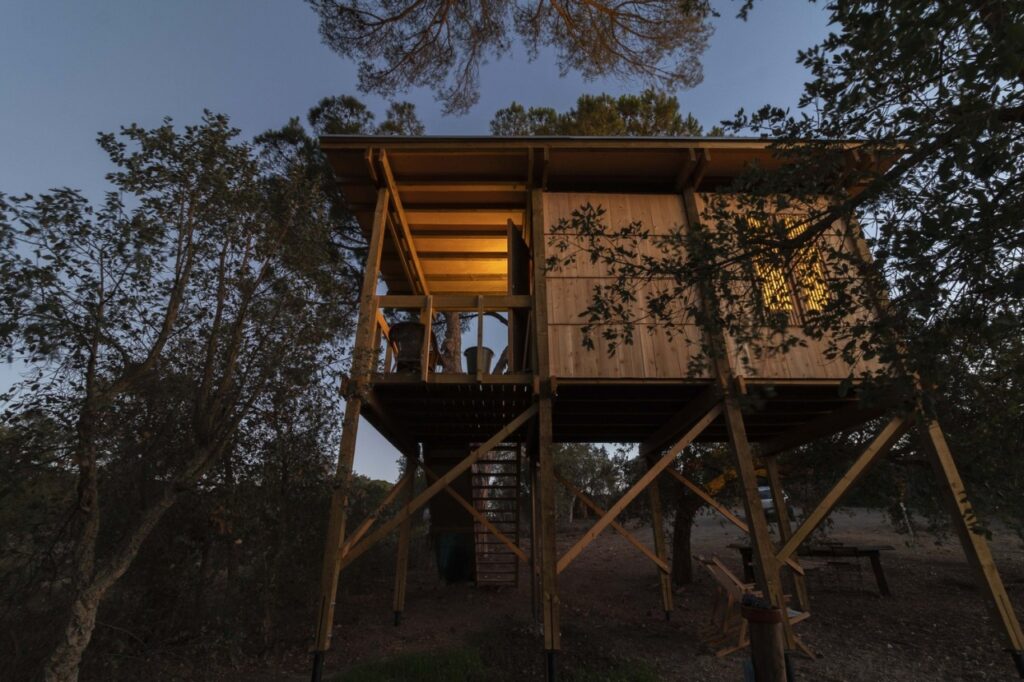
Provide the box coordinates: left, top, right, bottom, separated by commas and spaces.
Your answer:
320, 136, 897, 295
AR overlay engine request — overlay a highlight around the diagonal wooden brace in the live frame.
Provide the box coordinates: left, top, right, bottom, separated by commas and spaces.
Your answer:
776, 414, 911, 564
557, 402, 723, 574
422, 464, 528, 563
555, 469, 669, 574
663, 467, 804, 576
338, 470, 413, 560
340, 403, 538, 569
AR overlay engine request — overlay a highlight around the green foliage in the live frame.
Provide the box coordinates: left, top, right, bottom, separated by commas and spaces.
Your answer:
308, 1, 712, 114
0, 99, 420, 678
491, 89, 708, 137
539, 3, 1024, 533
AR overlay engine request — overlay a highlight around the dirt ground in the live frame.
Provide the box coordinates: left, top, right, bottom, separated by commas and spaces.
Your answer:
255, 508, 1024, 681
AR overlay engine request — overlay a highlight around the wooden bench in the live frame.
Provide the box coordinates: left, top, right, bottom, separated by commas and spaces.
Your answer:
696, 555, 810, 658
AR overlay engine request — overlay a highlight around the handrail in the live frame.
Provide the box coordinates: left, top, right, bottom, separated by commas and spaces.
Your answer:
378, 294, 532, 312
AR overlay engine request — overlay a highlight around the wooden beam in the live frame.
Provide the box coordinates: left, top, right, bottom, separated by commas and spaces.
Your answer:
682, 182, 788, 676
554, 470, 669, 574
642, 455, 675, 613
919, 415, 1024, 655
384, 213, 416, 292
757, 403, 884, 457
691, 149, 710, 189
339, 470, 412, 559
531, 187, 559, 656
421, 465, 528, 563
538, 396, 559, 653
557, 403, 723, 574
360, 388, 418, 455
379, 294, 532, 312
776, 414, 910, 563
672, 148, 698, 193
666, 467, 748, 533
419, 295, 432, 382
340, 403, 538, 569
639, 387, 723, 457
398, 182, 528, 193
313, 187, 389, 654
405, 209, 526, 226
392, 455, 416, 622
379, 150, 430, 295
764, 456, 810, 611
529, 446, 541, 622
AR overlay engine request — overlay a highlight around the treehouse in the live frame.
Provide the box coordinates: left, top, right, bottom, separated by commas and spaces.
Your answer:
309, 137, 1024, 681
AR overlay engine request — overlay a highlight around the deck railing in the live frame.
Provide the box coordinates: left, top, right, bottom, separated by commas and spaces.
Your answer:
373, 294, 534, 383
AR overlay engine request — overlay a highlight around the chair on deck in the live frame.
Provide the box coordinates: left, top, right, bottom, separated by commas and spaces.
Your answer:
695, 554, 811, 658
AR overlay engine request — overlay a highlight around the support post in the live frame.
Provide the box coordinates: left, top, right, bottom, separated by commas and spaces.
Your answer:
529, 445, 542, 623
392, 452, 417, 626
538, 396, 560, 665
644, 454, 674, 618
682, 183, 788, 680
763, 456, 809, 613
531, 188, 559, 680
311, 188, 389, 678
919, 415, 1024, 672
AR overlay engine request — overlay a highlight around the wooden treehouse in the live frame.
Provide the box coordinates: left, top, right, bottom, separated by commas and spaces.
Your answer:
309, 137, 1024, 681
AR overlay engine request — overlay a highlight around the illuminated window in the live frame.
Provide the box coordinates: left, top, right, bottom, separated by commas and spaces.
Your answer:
747, 215, 829, 319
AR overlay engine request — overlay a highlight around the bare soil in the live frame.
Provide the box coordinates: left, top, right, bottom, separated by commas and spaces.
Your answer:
246, 508, 1024, 681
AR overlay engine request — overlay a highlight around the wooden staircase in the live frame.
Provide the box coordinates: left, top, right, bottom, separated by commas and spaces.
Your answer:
471, 444, 521, 587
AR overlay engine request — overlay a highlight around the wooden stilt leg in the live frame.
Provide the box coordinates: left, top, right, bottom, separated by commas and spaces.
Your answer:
721, 394, 789, 650
392, 453, 417, 625
538, 397, 560, 660
919, 416, 1024, 671
311, 189, 389, 678
644, 454, 674, 617
682, 183, 787, 678
530, 446, 542, 623
763, 457, 809, 613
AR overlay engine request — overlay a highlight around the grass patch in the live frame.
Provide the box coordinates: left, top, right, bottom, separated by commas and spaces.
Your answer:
330, 646, 485, 682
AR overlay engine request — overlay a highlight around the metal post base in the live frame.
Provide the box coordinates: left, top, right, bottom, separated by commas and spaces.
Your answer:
664, 610, 672, 622
310, 650, 325, 682
545, 650, 557, 682
394, 610, 402, 626
1012, 650, 1024, 679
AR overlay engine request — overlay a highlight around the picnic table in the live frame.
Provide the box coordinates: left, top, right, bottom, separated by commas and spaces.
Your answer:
727, 541, 896, 597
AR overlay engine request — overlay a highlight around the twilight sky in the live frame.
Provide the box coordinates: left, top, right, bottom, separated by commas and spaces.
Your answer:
1, 0, 830, 481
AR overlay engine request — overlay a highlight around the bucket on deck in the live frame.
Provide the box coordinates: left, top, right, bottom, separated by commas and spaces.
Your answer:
464, 346, 494, 374
389, 321, 425, 373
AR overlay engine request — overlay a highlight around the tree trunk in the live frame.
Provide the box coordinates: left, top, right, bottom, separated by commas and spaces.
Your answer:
42, 584, 105, 682
439, 312, 462, 373
671, 494, 702, 587
41, 443, 225, 681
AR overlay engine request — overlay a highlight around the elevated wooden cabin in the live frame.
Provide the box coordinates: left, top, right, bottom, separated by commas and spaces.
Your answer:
310, 137, 1024, 681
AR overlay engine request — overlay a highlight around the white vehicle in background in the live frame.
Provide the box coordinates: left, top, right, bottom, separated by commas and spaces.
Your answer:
758, 484, 791, 520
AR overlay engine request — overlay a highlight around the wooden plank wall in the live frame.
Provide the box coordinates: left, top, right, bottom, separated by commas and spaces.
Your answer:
693, 193, 882, 381
542, 191, 881, 381
542, 192, 707, 379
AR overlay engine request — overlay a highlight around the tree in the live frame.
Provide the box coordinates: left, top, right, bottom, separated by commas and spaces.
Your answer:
0, 112, 357, 681
542, 3, 1024, 537
491, 89, 715, 136
307, 1, 713, 114
553, 443, 618, 523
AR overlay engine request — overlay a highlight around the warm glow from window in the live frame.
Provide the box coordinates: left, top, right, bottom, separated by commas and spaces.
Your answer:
784, 216, 829, 313
747, 215, 829, 317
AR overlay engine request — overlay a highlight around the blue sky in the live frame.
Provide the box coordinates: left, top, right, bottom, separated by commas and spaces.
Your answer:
1, 0, 830, 481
